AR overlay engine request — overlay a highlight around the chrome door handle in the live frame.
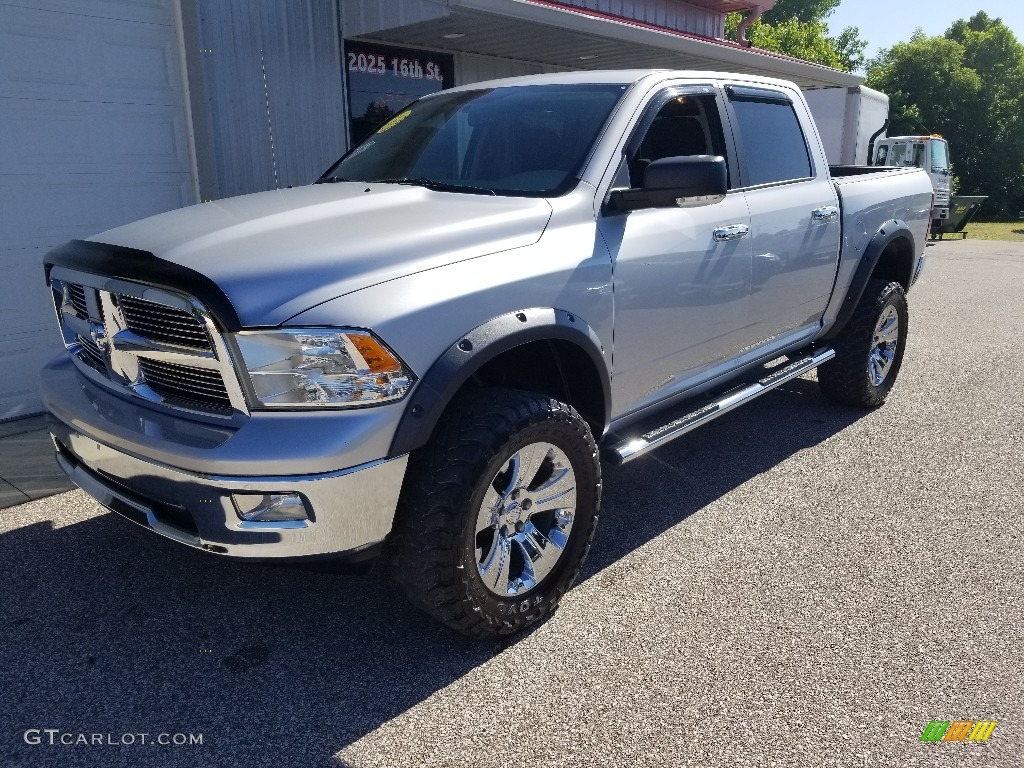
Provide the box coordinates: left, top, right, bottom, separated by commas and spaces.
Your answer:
713, 224, 749, 242
812, 206, 839, 221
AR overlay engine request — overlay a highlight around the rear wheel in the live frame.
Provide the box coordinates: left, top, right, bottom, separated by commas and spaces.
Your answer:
390, 388, 601, 637
818, 278, 908, 407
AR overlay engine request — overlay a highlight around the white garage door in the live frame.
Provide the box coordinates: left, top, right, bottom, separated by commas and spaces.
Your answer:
0, 0, 195, 419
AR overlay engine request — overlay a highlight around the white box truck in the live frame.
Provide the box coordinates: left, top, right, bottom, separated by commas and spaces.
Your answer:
804, 85, 889, 166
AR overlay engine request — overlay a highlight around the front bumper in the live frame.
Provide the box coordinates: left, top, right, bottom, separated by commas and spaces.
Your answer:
42, 355, 409, 559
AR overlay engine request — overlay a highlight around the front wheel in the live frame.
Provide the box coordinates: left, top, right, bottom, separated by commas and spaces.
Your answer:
818, 278, 909, 407
389, 388, 601, 637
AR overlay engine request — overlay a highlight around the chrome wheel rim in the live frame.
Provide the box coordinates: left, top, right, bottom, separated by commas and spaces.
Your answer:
868, 305, 899, 386
474, 442, 577, 596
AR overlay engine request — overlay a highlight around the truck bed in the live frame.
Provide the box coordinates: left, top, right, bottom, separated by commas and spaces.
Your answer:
829, 164, 914, 178
825, 164, 932, 331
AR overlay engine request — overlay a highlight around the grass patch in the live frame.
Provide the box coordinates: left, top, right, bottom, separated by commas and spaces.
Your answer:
948, 221, 1024, 241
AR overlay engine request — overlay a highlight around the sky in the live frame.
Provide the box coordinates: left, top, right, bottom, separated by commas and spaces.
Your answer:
827, 0, 1024, 67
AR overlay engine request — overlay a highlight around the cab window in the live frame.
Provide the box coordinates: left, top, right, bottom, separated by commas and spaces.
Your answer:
625, 93, 731, 188
887, 143, 910, 166
912, 143, 926, 169
728, 90, 812, 186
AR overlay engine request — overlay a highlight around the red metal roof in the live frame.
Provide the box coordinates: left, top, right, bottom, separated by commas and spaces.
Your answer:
675, 0, 768, 12
522, 0, 833, 70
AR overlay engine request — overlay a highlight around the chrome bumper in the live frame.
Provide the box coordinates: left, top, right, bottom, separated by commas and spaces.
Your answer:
42, 355, 409, 559
51, 421, 407, 559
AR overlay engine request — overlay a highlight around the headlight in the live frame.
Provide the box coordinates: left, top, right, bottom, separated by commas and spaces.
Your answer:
234, 328, 414, 408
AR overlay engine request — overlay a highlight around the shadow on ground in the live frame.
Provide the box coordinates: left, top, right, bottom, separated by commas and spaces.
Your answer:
0, 379, 865, 767
582, 378, 863, 579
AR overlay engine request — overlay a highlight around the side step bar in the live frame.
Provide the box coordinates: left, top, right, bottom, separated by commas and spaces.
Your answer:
604, 348, 836, 466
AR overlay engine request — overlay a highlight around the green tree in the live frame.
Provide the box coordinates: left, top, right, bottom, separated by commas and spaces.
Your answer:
945, 12, 1024, 215
761, 0, 840, 25
725, 0, 866, 72
830, 26, 869, 72
866, 13, 1024, 217
746, 19, 843, 68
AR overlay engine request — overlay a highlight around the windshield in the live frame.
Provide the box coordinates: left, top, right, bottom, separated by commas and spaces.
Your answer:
930, 139, 949, 173
319, 84, 627, 196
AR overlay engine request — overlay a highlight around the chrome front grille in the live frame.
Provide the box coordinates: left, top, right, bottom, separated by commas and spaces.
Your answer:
137, 359, 233, 412
76, 333, 107, 372
118, 295, 213, 351
49, 270, 247, 418
66, 283, 90, 318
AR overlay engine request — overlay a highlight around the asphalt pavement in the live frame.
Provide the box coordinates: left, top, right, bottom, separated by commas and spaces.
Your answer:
0, 415, 74, 508
1, 239, 1021, 767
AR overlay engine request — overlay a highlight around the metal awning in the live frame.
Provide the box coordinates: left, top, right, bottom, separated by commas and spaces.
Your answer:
350, 0, 862, 89
660, 0, 774, 13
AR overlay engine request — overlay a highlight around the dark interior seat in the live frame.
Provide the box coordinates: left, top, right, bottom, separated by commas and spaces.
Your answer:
631, 116, 709, 185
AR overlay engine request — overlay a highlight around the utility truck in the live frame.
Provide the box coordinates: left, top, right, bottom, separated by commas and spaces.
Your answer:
872, 134, 953, 227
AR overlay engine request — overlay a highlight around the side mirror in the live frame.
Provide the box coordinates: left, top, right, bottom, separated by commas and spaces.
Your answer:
607, 155, 727, 213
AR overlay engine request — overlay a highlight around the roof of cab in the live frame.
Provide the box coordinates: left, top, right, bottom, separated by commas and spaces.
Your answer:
443, 68, 801, 93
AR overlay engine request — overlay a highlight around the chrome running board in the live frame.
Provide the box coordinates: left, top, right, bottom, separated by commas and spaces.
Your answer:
604, 348, 836, 466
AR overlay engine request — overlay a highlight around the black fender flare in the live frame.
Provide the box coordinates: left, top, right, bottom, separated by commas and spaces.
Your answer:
820, 220, 915, 341
388, 308, 611, 458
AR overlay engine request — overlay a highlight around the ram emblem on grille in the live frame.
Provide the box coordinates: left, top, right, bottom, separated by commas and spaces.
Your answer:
89, 321, 109, 354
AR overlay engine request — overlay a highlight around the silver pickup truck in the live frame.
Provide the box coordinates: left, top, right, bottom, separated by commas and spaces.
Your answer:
41, 70, 932, 636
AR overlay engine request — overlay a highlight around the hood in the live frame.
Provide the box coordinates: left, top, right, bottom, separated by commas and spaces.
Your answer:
90, 183, 553, 326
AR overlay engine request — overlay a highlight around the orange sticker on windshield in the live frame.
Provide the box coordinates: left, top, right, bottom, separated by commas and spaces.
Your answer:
377, 110, 410, 133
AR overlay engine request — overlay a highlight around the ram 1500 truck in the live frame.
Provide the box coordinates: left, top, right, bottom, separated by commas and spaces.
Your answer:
41, 70, 932, 637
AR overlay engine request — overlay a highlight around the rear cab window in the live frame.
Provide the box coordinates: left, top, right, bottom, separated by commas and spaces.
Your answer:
725, 86, 813, 187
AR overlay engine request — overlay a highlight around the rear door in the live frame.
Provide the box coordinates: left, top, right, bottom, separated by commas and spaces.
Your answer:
724, 85, 841, 345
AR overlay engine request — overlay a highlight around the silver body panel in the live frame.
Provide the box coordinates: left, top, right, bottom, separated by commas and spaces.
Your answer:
90, 183, 553, 327
51, 420, 407, 559
744, 179, 842, 341
819, 168, 933, 332
41, 70, 933, 560
599, 192, 754, 415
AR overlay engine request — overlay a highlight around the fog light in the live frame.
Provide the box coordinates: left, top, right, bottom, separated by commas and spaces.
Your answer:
232, 492, 309, 523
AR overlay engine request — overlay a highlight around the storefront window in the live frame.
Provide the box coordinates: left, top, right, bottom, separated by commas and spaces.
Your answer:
344, 42, 454, 145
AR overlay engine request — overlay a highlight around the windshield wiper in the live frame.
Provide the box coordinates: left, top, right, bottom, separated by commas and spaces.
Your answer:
316, 176, 354, 184
371, 177, 497, 196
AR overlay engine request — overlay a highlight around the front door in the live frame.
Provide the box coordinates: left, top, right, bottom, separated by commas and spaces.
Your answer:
600, 88, 753, 416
